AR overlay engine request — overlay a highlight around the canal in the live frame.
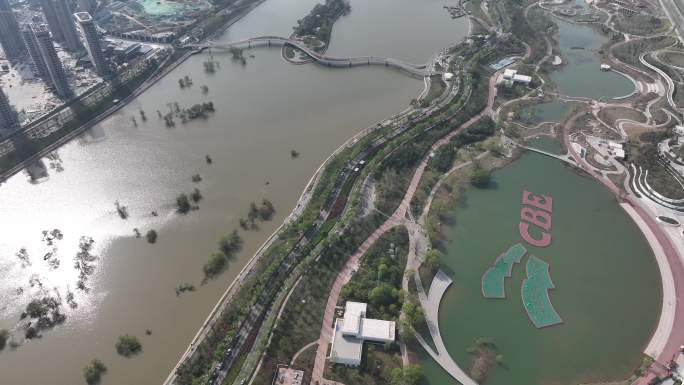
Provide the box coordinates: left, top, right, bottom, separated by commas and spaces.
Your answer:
0, 0, 465, 384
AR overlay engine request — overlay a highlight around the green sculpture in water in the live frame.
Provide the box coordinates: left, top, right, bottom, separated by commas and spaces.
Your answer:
481, 243, 527, 298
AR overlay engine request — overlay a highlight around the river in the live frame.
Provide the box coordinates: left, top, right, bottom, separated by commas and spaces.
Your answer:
0, 0, 467, 384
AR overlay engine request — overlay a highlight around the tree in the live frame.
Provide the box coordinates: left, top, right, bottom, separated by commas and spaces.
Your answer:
258, 199, 275, 220
391, 364, 423, 385
248, 202, 259, 223
203, 252, 227, 279
431, 145, 456, 172
369, 283, 398, 306
176, 193, 191, 214
115, 335, 142, 357
424, 249, 442, 272
470, 163, 491, 188
190, 188, 203, 203
83, 359, 107, 385
218, 230, 242, 257
398, 319, 415, 344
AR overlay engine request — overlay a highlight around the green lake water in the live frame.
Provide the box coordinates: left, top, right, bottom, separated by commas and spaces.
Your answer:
550, 20, 634, 99
527, 135, 564, 155
138, 0, 181, 15
420, 152, 661, 385
519, 100, 574, 125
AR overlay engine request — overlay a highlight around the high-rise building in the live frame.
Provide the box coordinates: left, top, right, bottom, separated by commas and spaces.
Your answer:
52, 0, 82, 52
39, 0, 65, 43
0, 0, 27, 59
74, 11, 107, 76
0, 86, 19, 130
33, 24, 71, 98
22, 26, 53, 84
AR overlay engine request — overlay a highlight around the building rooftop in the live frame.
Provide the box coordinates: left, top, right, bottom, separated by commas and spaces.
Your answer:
74, 12, 94, 23
503, 68, 517, 79
330, 301, 396, 366
359, 317, 396, 341
513, 74, 532, 84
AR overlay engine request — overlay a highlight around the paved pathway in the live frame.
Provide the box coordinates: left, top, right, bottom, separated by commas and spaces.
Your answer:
414, 270, 478, 385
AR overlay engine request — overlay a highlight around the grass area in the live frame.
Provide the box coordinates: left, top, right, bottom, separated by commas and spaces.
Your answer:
612, 13, 668, 36
422, 76, 447, 106
659, 50, 684, 68
291, 343, 317, 385
410, 169, 441, 218
613, 35, 677, 69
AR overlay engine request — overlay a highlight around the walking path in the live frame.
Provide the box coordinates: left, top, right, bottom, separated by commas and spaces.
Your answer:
414, 270, 478, 385
290, 341, 318, 366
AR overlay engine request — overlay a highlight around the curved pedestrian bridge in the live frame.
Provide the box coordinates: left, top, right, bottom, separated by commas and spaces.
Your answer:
481, 243, 527, 298
186, 36, 433, 78
522, 256, 563, 328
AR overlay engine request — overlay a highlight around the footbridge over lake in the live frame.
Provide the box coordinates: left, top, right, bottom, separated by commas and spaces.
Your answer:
186, 36, 433, 78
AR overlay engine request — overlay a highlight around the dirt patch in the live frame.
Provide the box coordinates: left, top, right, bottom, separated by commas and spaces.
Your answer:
659, 50, 684, 68
598, 106, 647, 128
622, 122, 656, 139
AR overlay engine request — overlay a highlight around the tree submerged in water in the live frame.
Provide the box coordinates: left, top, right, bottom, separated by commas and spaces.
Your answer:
146, 230, 158, 244
176, 193, 191, 214
74, 237, 98, 291
0, 329, 9, 351
469, 162, 491, 188
83, 359, 107, 385
116, 335, 142, 357
115, 201, 129, 219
